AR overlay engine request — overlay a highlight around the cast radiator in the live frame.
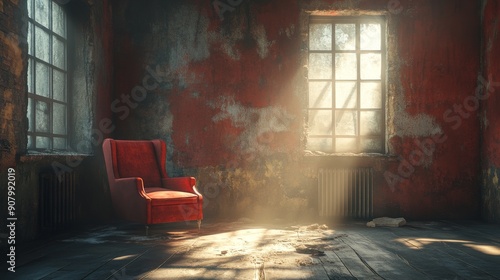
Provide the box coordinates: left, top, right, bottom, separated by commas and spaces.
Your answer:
39, 171, 77, 231
318, 168, 373, 219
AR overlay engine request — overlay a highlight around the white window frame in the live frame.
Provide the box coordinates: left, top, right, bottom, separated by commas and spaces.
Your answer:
307, 16, 387, 154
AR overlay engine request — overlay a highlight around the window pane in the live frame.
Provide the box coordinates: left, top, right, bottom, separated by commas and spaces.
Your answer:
309, 110, 333, 135
35, 26, 50, 63
360, 82, 382, 109
360, 53, 381, 80
35, 100, 49, 132
335, 53, 357, 80
335, 110, 356, 136
35, 62, 50, 97
36, 136, 50, 149
54, 137, 66, 150
307, 137, 333, 152
53, 69, 65, 102
309, 81, 332, 108
52, 3, 66, 37
360, 138, 383, 153
309, 53, 332, 79
360, 111, 382, 135
52, 37, 65, 69
360, 24, 381, 50
27, 59, 33, 93
28, 23, 33, 56
335, 138, 357, 153
335, 24, 356, 50
309, 24, 332, 51
27, 98, 33, 132
28, 135, 33, 149
27, 0, 33, 18
35, 0, 50, 28
53, 103, 66, 135
335, 82, 357, 109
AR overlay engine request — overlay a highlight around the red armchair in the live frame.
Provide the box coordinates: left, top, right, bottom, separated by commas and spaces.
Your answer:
102, 139, 203, 230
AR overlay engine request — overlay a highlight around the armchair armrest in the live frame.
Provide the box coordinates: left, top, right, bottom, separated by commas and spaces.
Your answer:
162, 177, 201, 196
109, 177, 151, 224
112, 177, 149, 200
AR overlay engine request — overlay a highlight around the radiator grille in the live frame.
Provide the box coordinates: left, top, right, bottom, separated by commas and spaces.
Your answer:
318, 168, 373, 219
39, 172, 77, 232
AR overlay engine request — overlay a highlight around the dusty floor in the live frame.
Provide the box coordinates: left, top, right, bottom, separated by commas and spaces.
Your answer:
2, 219, 500, 279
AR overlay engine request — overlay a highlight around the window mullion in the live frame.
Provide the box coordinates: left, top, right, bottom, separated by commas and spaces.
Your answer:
49, 0, 54, 150
356, 21, 361, 153
28, 1, 35, 149
332, 23, 336, 152
381, 21, 387, 153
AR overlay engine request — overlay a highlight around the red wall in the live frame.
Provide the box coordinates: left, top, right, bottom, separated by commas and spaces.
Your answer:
482, 0, 500, 222
381, 0, 481, 218
111, 0, 482, 220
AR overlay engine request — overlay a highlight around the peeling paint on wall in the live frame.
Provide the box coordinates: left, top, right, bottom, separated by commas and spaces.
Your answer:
483, 167, 500, 222
212, 98, 294, 153
251, 24, 271, 59
493, 169, 499, 185
390, 85, 443, 137
165, 3, 210, 71
211, 0, 281, 61
386, 22, 443, 139
279, 24, 295, 39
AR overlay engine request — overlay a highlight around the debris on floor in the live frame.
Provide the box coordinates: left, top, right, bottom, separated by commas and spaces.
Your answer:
294, 244, 325, 256
305, 223, 329, 230
366, 217, 406, 227
296, 257, 316, 266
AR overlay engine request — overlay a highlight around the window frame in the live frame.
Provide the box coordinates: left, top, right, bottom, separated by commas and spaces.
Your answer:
27, 0, 69, 152
307, 15, 387, 154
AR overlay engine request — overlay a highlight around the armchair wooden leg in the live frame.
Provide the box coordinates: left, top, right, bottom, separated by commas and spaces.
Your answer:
197, 220, 202, 232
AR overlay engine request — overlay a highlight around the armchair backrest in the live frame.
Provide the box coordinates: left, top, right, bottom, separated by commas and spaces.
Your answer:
103, 139, 168, 187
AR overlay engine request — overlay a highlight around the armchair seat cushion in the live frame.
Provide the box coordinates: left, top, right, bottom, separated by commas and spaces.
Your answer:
145, 187, 199, 206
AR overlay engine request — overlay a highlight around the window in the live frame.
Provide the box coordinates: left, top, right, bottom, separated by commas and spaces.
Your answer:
27, 0, 68, 151
307, 17, 386, 154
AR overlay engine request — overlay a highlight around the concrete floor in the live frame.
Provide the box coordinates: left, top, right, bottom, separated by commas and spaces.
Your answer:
2, 220, 500, 279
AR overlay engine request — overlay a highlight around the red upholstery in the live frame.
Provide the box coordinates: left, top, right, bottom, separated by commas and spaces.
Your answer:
145, 188, 199, 205
102, 138, 203, 225
114, 141, 163, 187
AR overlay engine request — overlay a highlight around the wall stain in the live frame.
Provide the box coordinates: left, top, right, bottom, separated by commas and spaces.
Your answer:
0, 32, 23, 77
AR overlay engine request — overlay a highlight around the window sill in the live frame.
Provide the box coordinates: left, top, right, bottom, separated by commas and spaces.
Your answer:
304, 150, 394, 158
20, 151, 93, 163
302, 150, 398, 169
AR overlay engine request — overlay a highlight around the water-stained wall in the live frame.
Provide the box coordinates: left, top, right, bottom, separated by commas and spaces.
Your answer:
481, 0, 500, 223
111, 0, 482, 221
